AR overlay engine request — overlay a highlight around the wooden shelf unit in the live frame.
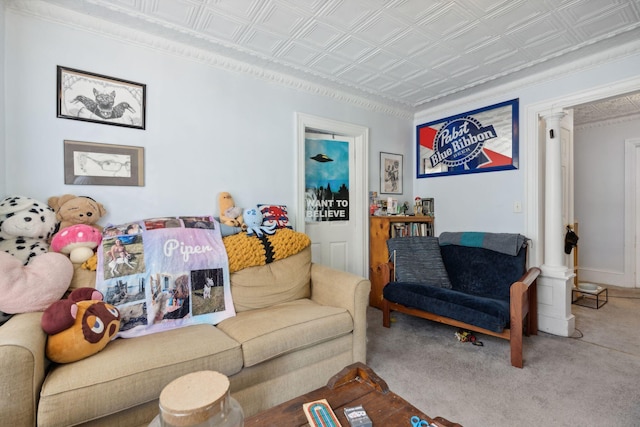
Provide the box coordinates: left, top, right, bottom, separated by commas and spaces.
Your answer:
368, 215, 434, 308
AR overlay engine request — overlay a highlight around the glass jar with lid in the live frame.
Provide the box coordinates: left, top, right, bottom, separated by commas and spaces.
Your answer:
150, 371, 244, 427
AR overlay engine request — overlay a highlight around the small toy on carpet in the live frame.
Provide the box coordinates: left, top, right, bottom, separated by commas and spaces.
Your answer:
455, 329, 483, 346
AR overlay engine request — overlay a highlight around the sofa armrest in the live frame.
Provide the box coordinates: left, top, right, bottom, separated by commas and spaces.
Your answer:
0, 312, 49, 426
310, 264, 371, 364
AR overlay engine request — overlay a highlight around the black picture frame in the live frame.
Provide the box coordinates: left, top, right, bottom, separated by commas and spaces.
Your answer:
64, 140, 145, 186
57, 66, 146, 129
380, 152, 403, 194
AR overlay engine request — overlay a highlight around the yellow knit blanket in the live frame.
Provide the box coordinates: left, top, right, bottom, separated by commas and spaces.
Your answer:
223, 228, 311, 273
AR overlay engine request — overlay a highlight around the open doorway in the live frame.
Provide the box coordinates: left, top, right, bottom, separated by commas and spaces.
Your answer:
525, 80, 640, 336
572, 94, 640, 289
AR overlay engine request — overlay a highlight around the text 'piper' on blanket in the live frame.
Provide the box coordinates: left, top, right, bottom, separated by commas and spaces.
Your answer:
95, 216, 235, 338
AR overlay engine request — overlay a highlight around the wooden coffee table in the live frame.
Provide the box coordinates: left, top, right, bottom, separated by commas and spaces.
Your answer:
245, 362, 461, 427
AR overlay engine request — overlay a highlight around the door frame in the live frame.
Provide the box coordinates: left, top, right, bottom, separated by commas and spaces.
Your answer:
625, 138, 640, 287
295, 113, 369, 276
525, 76, 640, 269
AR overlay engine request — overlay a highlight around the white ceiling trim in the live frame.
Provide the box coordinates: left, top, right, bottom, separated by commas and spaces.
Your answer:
7, 0, 415, 119
575, 112, 640, 131
414, 35, 640, 123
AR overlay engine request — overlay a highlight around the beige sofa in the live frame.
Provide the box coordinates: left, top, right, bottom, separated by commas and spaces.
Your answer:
0, 246, 370, 426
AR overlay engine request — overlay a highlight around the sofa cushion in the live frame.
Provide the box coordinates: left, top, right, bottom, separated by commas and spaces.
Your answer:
387, 237, 452, 289
230, 246, 311, 312
68, 262, 96, 291
383, 282, 510, 333
440, 245, 526, 301
217, 298, 353, 367
38, 324, 242, 427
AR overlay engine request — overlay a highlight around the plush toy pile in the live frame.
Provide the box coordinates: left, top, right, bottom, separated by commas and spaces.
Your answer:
0, 190, 297, 362
0, 196, 72, 319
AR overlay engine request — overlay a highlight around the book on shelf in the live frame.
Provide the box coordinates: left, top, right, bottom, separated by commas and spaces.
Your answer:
390, 221, 433, 238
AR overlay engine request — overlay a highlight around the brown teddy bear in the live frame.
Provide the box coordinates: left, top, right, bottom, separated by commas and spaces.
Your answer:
48, 194, 107, 232
218, 192, 245, 229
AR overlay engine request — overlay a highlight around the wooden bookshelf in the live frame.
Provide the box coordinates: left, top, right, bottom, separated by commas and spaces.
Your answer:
368, 215, 435, 308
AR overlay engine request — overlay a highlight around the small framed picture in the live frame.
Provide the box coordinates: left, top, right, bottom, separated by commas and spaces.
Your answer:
57, 66, 146, 129
64, 140, 145, 186
380, 152, 403, 194
387, 197, 398, 214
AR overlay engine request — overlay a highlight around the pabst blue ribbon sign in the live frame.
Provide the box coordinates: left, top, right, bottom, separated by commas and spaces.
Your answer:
417, 99, 518, 178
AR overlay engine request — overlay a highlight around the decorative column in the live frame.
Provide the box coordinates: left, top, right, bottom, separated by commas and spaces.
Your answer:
537, 111, 575, 337
544, 112, 566, 270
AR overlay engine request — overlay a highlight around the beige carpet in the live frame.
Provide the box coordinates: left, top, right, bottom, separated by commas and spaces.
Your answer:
366, 286, 640, 427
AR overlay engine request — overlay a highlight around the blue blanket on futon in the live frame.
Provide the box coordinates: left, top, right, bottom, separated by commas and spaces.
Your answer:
438, 231, 526, 256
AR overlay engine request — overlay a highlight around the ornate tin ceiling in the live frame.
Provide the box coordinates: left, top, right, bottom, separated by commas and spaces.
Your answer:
9, 0, 640, 122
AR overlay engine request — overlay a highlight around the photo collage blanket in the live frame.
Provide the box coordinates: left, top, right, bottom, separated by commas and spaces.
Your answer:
95, 216, 235, 338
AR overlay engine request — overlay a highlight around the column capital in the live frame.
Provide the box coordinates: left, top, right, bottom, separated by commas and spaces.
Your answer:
540, 110, 566, 122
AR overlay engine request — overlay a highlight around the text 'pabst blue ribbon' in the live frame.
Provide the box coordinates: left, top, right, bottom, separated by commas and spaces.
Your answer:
429, 116, 497, 168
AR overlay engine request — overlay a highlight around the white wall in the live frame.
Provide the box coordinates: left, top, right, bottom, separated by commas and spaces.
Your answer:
413, 47, 640, 245
1, 1, 6, 195
413, 94, 528, 234
574, 118, 639, 285
3, 10, 412, 226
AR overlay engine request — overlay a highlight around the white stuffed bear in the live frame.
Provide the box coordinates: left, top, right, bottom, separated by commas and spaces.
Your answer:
0, 195, 59, 265
0, 196, 72, 322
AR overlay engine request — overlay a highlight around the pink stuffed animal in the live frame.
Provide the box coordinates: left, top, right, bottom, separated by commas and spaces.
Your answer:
50, 224, 102, 263
0, 251, 72, 314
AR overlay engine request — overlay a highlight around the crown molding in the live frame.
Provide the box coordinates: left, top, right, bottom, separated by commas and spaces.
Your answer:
575, 113, 640, 131
7, 0, 414, 120
414, 34, 640, 122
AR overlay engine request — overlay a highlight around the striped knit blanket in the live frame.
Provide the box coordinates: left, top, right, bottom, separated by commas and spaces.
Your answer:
223, 228, 311, 273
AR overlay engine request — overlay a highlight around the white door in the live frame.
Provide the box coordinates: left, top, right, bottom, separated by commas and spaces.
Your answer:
295, 114, 369, 276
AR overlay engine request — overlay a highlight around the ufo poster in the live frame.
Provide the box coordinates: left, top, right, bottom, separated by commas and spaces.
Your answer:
305, 138, 350, 222
417, 99, 519, 178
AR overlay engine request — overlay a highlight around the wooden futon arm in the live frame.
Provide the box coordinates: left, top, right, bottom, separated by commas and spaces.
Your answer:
509, 266, 541, 368
374, 262, 393, 286
514, 266, 541, 289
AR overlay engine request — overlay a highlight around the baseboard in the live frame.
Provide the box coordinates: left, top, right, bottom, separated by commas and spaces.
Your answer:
578, 267, 631, 287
